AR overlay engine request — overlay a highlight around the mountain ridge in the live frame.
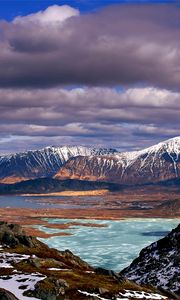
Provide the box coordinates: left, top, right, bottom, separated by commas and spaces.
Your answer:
55, 137, 180, 185
0, 146, 117, 184
0, 137, 179, 185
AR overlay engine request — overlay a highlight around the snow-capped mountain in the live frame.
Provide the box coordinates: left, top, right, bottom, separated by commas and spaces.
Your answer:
0, 146, 117, 183
0, 137, 179, 185
121, 223, 180, 294
54, 137, 180, 184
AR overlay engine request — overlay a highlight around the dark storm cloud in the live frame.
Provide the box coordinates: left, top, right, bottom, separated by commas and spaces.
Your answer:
0, 4, 180, 88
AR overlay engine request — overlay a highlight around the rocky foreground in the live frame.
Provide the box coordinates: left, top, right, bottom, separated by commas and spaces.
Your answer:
0, 221, 179, 300
121, 224, 180, 296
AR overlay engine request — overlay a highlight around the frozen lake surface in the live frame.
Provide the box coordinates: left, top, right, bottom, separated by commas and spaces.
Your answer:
39, 218, 179, 271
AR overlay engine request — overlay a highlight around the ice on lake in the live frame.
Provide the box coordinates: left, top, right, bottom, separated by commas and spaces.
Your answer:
38, 218, 179, 271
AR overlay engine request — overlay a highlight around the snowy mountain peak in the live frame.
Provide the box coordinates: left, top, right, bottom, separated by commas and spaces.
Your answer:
54, 137, 180, 184
142, 136, 180, 154
112, 137, 180, 172
0, 137, 179, 184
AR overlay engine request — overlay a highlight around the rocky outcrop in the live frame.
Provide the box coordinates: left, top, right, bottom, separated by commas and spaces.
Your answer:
121, 224, 180, 295
0, 221, 90, 270
0, 221, 40, 248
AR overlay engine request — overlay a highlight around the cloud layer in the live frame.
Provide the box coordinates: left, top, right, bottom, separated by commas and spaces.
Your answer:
0, 4, 180, 88
0, 86, 179, 153
0, 4, 179, 153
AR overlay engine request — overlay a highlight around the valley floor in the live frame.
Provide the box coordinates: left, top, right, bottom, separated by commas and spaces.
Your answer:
0, 189, 179, 238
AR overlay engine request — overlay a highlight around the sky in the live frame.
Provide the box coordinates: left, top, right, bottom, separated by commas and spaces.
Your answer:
0, 0, 180, 154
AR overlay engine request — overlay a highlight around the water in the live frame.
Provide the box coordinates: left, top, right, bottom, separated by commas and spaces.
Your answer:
0, 196, 179, 272
0, 195, 103, 209
38, 218, 179, 271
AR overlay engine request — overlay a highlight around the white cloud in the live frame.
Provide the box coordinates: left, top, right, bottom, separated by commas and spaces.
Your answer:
124, 87, 180, 107
13, 5, 79, 25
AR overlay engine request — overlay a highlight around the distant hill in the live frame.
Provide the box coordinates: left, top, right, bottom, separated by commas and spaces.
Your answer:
0, 178, 121, 195
0, 177, 179, 195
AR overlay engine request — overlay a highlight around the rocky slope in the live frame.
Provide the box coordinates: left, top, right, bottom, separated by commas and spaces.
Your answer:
0, 146, 117, 184
121, 224, 180, 295
0, 221, 169, 300
55, 137, 180, 185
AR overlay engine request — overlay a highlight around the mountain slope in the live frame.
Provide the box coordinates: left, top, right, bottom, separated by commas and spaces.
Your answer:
0, 146, 117, 184
121, 224, 180, 294
55, 137, 180, 185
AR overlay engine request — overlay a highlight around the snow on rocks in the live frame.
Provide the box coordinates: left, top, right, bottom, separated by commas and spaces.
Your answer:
0, 273, 45, 300
121, 224, 180, 294
0, 252, 33, 269
118, 290, 167, 300
47, 267, 71, 271
0, 251, 44, 300
78, 289, 168, 300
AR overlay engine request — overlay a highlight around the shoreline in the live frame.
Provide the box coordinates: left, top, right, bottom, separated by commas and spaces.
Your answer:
0, 206, 179, 238
0, 190, 179, 238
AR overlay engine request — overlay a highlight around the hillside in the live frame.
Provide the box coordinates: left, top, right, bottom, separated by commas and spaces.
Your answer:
0, 178, 121, 195
121, 224, 180, 295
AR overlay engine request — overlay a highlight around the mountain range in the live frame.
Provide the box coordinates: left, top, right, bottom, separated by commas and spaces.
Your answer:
55, 137, 180, 185
0, 137, 179, 188
0, 146, 117, 184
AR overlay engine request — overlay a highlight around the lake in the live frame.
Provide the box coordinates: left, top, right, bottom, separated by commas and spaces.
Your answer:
0, 195, 100, 209
38, 218, 179, 271
0, 196, 179, 271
